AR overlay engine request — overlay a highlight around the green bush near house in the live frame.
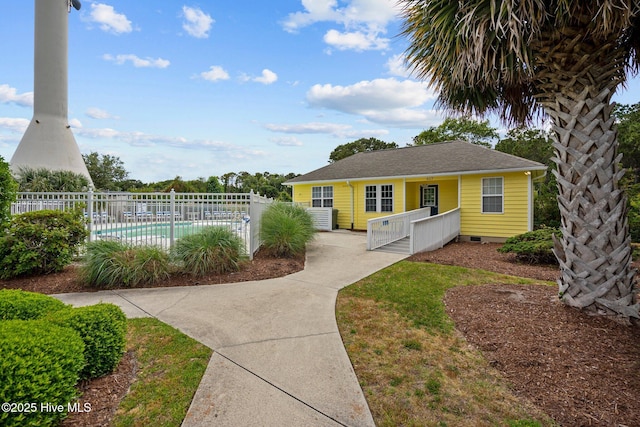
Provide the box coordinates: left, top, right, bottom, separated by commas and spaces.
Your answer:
48, 303, 127, 379
82, 240, 171, 288
498, 227, 560, 265
0, 289, 68, 320
259, 202, 315, 257
171, 226, 247, 276
0, 320, 85, 427
0, 208, 88, 279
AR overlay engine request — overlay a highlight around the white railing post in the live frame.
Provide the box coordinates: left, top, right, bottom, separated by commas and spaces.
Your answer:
169, 189, 176, 247
87, 188, 94, 242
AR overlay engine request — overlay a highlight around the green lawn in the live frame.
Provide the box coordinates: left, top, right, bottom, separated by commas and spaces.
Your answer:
113, 318, 212, 427
336, 261, 557, 427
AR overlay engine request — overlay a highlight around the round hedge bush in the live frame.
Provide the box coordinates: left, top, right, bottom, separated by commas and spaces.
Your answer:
48, 303, 127, 379
0, 320, 85, 427
0, 289, 67, 321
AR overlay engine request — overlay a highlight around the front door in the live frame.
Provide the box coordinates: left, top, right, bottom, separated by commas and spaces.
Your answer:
421, 184, 439, 215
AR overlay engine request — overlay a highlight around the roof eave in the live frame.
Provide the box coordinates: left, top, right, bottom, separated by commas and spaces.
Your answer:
284, 165, 549, 186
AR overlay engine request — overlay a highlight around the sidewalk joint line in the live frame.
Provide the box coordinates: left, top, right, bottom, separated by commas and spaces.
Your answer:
217, 330, 336, 350
110, 290, 157, 318
215, 350, 352, 427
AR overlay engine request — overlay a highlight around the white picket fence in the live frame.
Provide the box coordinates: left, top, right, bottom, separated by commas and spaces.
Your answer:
11, 190, 273, 259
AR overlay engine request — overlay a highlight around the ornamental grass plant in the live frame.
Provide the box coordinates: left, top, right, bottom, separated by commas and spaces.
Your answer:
82, 240, 171, 289
259, 202, 315, 257
171, 226, 246, 276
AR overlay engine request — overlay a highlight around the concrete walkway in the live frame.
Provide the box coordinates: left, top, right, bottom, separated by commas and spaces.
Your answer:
54, 231, 408, 426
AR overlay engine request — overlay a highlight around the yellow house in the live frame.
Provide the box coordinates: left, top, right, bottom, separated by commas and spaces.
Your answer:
285, 141, 547, 245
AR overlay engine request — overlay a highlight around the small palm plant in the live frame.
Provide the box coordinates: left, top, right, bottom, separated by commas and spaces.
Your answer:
172, 226, 246, 276
82, 240, 171, 288
259, 202, 315, 257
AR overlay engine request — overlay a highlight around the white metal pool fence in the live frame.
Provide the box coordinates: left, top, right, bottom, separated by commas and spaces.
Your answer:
11, 190, 273, 259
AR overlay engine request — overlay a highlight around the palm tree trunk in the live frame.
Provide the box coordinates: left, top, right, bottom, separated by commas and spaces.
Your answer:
533, 27, 639, 320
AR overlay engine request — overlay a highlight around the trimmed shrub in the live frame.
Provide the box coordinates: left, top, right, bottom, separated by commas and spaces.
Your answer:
172, 226, 247, 276
0, 320, 85, 427
0, 289, 67, 320
48, 303, 127, 379
259, 203, 315, 257
0, 208, 88, 279
82, 240, 171, 288
498, 227, 561, 265
0, 155, 17, 230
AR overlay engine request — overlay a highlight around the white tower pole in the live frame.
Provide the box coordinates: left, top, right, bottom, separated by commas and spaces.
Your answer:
10, 0, 92, 185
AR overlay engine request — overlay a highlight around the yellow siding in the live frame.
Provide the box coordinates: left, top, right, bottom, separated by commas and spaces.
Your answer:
291, 179, 406, 230
291, 171, 531, 237
406, 178, 458, 213
351, 179, 406, 230
460, 172, 531, 238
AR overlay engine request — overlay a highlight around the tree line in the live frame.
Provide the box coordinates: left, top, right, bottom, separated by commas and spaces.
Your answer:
8, 106, 639, 213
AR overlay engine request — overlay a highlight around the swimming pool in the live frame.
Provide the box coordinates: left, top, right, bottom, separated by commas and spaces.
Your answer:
93, 220, 249, 245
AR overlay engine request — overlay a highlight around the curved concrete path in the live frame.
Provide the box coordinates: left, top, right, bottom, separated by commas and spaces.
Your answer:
55, 231, 408, 426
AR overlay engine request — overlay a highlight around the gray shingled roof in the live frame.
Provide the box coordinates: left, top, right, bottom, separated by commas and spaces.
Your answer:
286, 140, 547, 184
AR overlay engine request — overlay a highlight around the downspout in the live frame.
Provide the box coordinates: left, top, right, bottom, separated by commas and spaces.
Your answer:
527, 171, 533, 231
347, 180, 354, 230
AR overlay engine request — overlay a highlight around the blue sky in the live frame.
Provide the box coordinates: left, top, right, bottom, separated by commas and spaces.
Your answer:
1, 1, 639, 183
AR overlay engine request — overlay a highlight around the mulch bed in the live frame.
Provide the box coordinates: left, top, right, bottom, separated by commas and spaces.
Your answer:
409, 242, 640, 426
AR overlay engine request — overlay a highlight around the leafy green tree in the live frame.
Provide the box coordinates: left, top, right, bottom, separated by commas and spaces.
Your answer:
495, 128, 554, 164
496, 128, 560, 228
329, 138, 398, 163
400, 0, 640, 319
82, 152, 129, 191
613, 103, 640, 183
206, 176, 223, 193
220, 172, 238, 193
16, 168, 89, 192
412, 117, 498, 148
0, 156, 17, 228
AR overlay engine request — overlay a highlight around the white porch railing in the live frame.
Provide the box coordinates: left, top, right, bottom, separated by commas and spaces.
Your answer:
410, 208, 460, 254
366, 207, 431, 250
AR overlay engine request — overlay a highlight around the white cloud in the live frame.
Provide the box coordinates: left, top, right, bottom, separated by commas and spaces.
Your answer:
308, 78, 436, 112
0, 117, 29, 133
86, 107, 118, 120
0, 85, 33, 108
385, 54, 412, 78
103, 54, 170, 68
69, 118, 83, 128
264, 121, 387, 139
282, 0, 399, 51
306, 78, 439, 127
199, 66, 230, 82
323, 29, 389, 51
265, 122, 352, 135
271, 136, 304, 146
253, 69, 278, 85
181, 6, 214, 39
88, 3, 133, 34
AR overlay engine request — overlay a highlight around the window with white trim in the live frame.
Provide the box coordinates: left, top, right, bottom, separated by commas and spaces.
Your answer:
311, 186, 333, 207
365, 184, 394, 213
482, 177, 503, 213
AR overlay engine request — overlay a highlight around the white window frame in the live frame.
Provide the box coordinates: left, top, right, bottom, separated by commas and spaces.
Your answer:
312, 185, 333, 208
481, 177, 504, 214
365, 184, 394, 213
